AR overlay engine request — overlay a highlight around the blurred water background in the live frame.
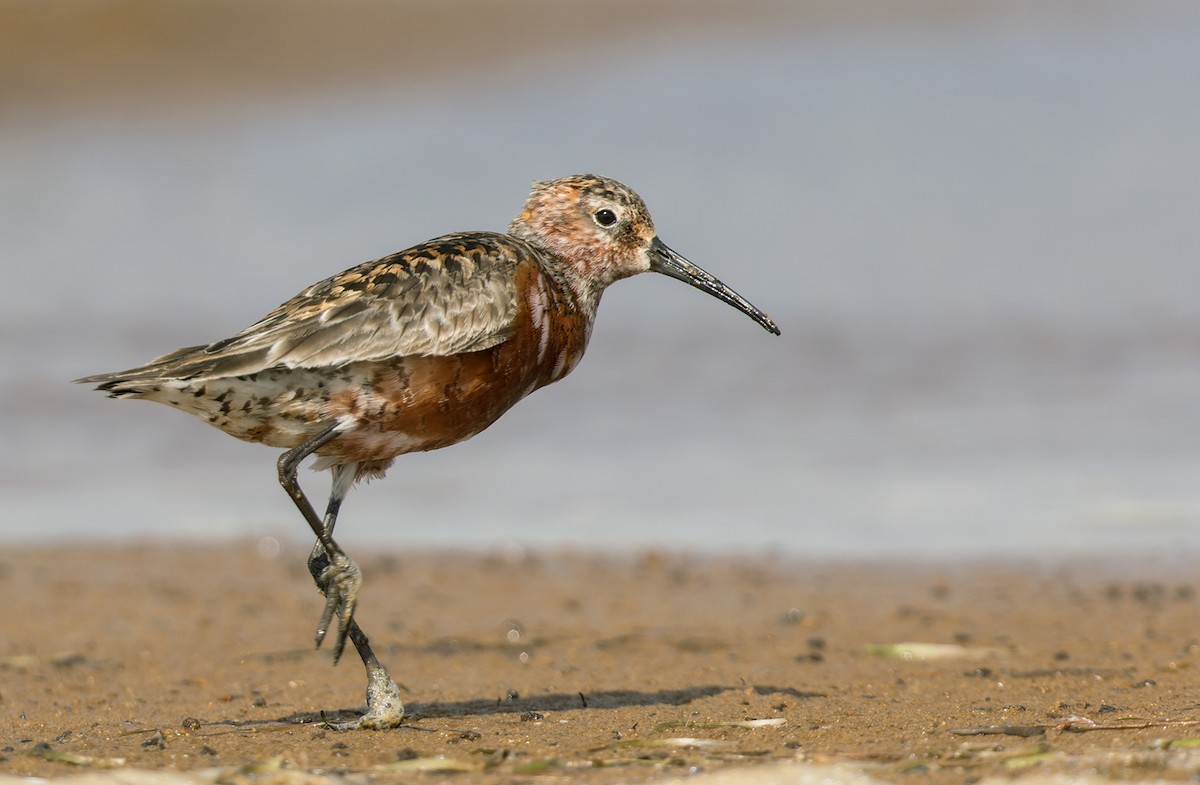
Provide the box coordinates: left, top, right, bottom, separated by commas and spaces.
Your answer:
2, 0, 1198, 559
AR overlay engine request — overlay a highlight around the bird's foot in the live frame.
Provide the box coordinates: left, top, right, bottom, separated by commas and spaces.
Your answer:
322, 666, 405, 730
313, 551, 362, 663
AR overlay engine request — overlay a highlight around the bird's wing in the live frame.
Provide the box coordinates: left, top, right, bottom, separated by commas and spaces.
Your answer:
84, 233, 527, 384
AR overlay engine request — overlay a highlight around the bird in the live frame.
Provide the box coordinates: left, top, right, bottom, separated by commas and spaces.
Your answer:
77, 174, 780, 729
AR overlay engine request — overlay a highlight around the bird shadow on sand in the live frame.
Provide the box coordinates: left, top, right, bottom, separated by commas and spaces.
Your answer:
273, 684, 826, 728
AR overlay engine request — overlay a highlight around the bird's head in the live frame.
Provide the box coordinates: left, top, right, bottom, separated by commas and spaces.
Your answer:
509, 174, 780, 335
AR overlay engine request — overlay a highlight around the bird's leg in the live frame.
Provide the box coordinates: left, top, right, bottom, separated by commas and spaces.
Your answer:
278, 422, 343, 556
306, 463, 405, 729
277, 424, 405, 729
278, 423, 360, 658
306, 463, 361, 662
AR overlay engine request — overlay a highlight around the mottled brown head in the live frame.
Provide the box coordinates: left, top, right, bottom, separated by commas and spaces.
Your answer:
508, 174, 657, 293
509, 174, 780, 335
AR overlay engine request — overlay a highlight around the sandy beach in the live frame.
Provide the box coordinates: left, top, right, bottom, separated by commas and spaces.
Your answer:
2, 543, 1198, 783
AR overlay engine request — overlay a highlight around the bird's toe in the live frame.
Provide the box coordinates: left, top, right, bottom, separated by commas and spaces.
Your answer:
314, 553, 362, 661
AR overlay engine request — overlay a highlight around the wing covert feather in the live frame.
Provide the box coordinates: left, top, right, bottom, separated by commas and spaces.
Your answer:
111, 233, 527, 382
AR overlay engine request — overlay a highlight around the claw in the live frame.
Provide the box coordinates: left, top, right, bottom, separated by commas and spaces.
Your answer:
312, 552, 361, 664
315, 592, 338, 648
332, 604, 352, 664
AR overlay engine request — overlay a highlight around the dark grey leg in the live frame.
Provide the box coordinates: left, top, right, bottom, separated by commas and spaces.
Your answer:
277, 425, 404, 729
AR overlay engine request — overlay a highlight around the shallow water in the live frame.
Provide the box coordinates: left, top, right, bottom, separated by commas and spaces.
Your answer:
2, 1, 1199, 558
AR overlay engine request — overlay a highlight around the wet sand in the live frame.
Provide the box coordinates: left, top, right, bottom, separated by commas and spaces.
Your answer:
2, 542, 1199, 783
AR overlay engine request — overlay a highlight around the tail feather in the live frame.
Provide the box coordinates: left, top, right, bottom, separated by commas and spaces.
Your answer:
74, 343, 210, 398
95, 381, 150, 399
74, 373, 158, 399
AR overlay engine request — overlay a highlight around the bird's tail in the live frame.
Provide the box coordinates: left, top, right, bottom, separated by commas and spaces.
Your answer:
74, 344, 208, 398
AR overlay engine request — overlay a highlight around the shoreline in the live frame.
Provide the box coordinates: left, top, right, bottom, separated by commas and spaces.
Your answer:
3, 542, 1198, 783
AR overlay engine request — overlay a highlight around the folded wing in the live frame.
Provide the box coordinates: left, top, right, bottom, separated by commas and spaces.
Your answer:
78, 232, 526, 388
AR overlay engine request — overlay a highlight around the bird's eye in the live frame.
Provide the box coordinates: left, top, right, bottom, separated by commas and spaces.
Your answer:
593, 209, 618, 228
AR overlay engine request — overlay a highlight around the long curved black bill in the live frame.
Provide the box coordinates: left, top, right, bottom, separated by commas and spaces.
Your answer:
649, 237, 781, 335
